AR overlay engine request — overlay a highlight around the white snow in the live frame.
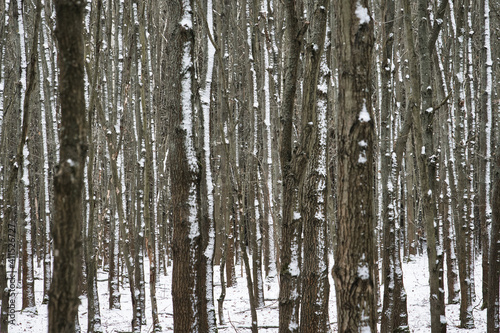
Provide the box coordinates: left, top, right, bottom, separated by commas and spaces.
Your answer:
358, 152, 368, 164
355, 1, 371, 25
8, 253, 488, 332
484, 0, 493, 220
357, 262, 370, 280
188, 184, 199, 240
180, 12, 192, 29
18, 1, 27, 98
181, 42, 198, 173
359, 100, 371, 122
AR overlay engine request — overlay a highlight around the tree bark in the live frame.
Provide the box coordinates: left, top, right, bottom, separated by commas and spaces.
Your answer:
487, 146, 500, 331
452, 0, 475, 327
380, 0, 409, 331
166, 1, 215, 331
84, 1, 104, 331
298, 1, 330, 332
278, 1, 307, 331
48, 1, 87, 332
402, 1, 447, 331
479, 0, 493, 310
332, 1, 377, 332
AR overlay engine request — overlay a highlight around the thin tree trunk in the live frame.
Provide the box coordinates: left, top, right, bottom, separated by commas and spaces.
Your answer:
0, 2, 23, 327
479, 0, 493, 310
278, 1, 307, 331
487, 145, 500, 332
452, 0, 475, 327
298, 1, 330, 332
137, 1, 160, 329
22, 0, 43, 312
84, 1, 104, 331
238, 192, 259, 333
250, 0, 266, 307
434, 45, 460, 305
380, 0, 406, 330
402, 1, 447, 331
39, 2, 57, 305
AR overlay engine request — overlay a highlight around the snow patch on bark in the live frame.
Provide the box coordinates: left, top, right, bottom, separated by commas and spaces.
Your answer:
355, 1, 371, 25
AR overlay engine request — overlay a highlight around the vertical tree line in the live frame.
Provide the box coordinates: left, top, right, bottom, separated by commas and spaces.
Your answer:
0, 0, 499, 332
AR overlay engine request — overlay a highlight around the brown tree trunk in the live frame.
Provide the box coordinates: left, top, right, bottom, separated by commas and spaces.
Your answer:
479, 0, 492, 310
487, 146, 500, 331
298, 1, 330, 332
278, 1, 307, 331
21, 0, 42, 312
84, 1, 103, 331
402, 0, 447, 331
332, 1, 377, 332
48, 1, 87, 332
166, 1, 215, 331
434, 46, 460, 305
380, 0, 409, 330
39, 2, 58, 305
452, 0, 475, 327
1, 1, 25, 329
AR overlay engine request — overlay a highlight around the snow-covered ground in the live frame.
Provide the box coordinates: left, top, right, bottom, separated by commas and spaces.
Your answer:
9, 254, 486, 332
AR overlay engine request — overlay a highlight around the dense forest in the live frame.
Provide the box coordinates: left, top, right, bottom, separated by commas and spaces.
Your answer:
0, 0, 499, 332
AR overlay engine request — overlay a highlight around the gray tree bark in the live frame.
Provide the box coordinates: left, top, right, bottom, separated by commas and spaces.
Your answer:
298, 1, 330, 332
278, 0, 307, 331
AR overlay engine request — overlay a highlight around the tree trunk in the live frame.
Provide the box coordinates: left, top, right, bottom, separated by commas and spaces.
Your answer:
380, 0, 409, 330
452, 0, 475, 327
479, 0, 493, 310
0, 0, 24, 328
402, 1, 447, 331
21, 0, 42, 311
39, 2, 58, 305
84, 1, 103, 331
166, 1, 215, 331
298, 1, 330, 332
487, 146, 500, 331
278, 1, 307, 331
332, 1, 377, 332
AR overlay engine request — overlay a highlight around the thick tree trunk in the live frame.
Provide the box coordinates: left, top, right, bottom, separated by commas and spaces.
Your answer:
332, 1, 377, 332
166, 1, 215, 331
48, 1, 87, 332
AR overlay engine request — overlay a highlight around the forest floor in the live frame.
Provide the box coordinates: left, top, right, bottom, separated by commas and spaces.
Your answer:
10, 253, 486, 332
